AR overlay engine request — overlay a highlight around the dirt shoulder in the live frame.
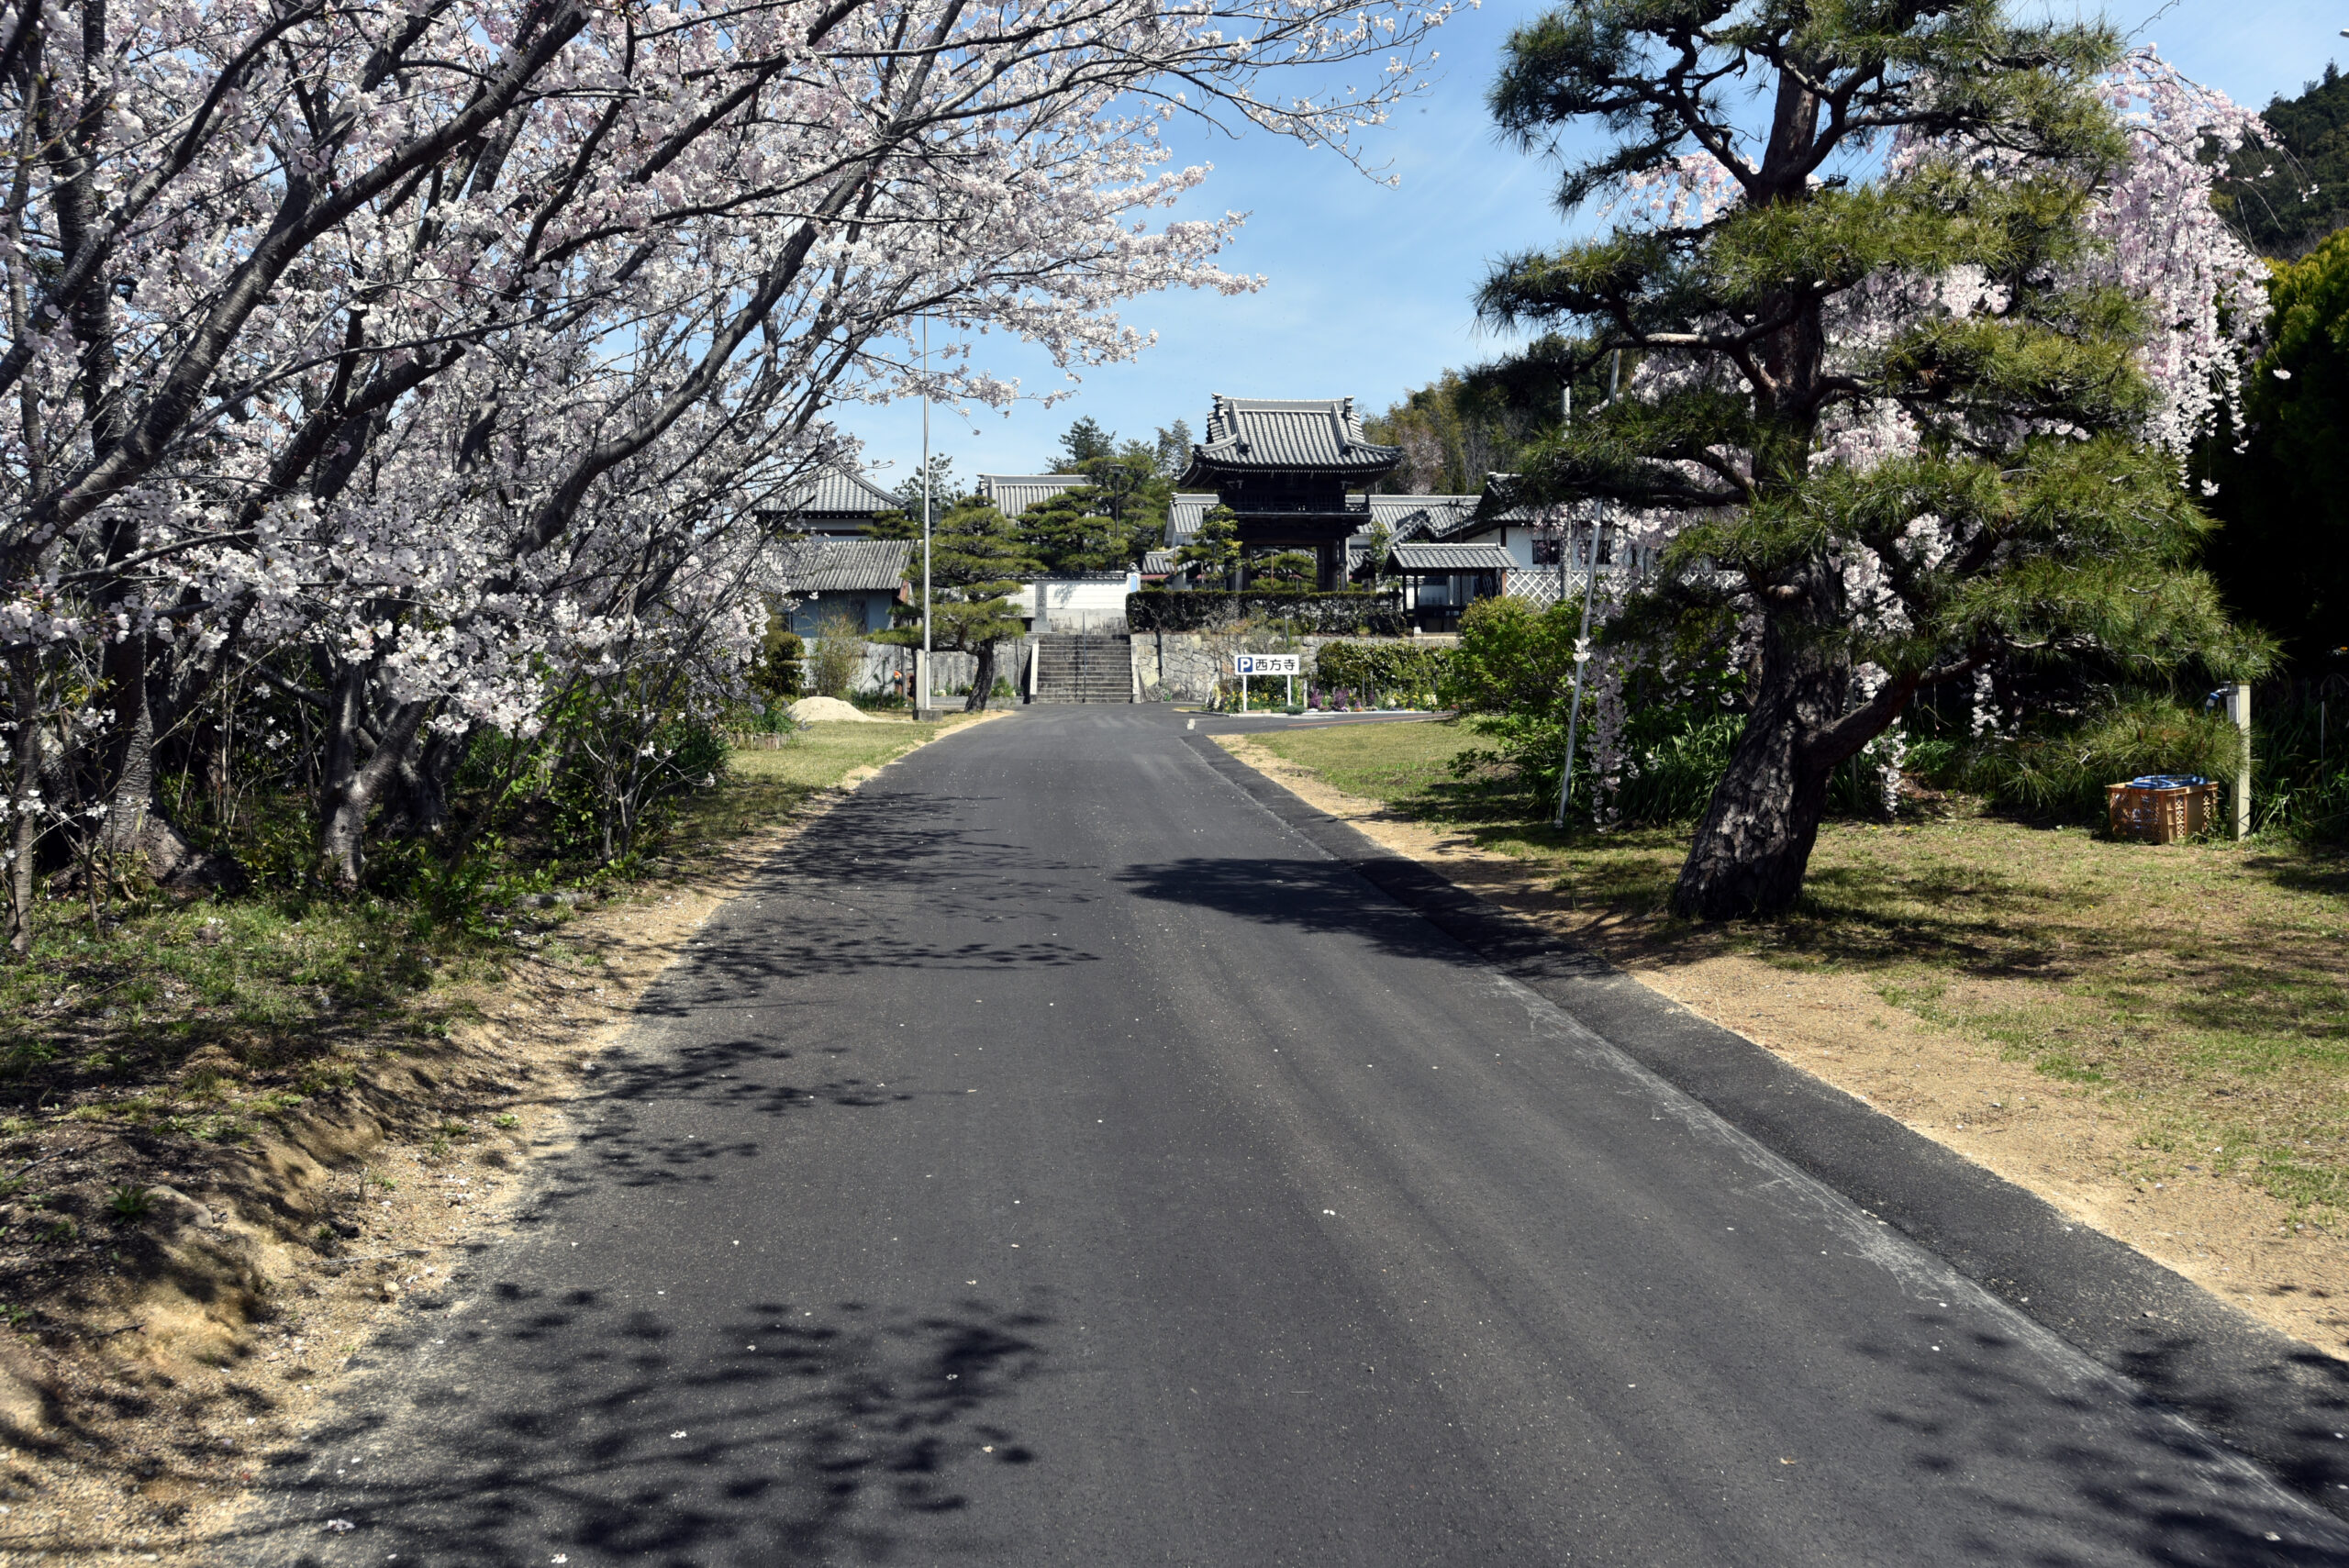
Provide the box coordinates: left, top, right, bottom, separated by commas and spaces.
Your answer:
1218, 731, 2349, 1366
0, 712, 1001, 1566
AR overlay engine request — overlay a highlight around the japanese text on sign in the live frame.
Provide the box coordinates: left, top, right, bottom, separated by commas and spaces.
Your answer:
1232, 654, 1300, 676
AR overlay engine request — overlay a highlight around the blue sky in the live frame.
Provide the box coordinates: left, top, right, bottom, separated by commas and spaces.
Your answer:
844, 0, 2343, 488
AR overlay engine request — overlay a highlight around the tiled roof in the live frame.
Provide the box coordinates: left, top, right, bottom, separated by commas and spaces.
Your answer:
1162, 492, 1219, 546
1388, 542, 1517, 573
776, 537, 912, 595
1141, 550, 1179, 575
1179, 397, 1401, 483
774, 463, 907, 520
1368, 494, 1479, 542
977, 473, 1088, 517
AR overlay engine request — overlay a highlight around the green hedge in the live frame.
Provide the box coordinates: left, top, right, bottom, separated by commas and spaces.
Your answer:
1313, 640, 1450, 702
1130, 589, 1406, 635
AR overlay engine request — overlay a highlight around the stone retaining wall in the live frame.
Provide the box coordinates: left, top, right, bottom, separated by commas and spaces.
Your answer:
1130, 631, 1457, 705
806, 642, 982, 698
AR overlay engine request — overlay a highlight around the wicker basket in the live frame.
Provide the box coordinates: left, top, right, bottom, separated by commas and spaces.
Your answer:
2106, 780, 2221, 844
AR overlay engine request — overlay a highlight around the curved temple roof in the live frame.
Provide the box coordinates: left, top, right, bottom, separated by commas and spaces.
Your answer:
1178, 396, 1401, 486
976, 473, 1089, 518
774, 462, 907, 522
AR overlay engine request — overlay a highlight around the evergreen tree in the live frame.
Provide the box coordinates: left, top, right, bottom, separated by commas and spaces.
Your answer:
747, 615, 805, 706
1360, 517, 1397, 588
1017, 486, 1134, 572
1175, 505, 1241, 587
1249, 550, 1319, 587
1479, 11, 2267, 917
1055, 421, 1175, 546
1154, 420, 1195, 477
1059, 417, 1117, 468
1084, 440, 1172, 542
896, 453, 961, 515
874, 499, 1038, 710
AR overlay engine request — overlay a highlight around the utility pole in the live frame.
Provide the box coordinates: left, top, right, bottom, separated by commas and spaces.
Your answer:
1553, 351, 1620, 830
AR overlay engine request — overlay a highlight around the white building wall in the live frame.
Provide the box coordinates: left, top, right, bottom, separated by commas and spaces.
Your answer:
1031, 573, 1139, 632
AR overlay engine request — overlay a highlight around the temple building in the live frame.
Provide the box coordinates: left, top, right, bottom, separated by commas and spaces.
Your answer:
1175, 396, 1404, 590
976, 473, 1088, 517
1152, 395, 1655, 624
763, 462, 907, 536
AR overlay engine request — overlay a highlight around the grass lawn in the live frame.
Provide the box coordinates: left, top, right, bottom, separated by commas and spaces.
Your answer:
1254, 719, 2349, 1225
0, 717, 963, 1120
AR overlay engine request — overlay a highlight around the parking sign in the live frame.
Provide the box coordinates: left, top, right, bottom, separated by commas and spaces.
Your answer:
1233, 654, 1301, 676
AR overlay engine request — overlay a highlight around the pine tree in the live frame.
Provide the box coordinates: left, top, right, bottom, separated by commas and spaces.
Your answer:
1478, 10, 2268, 917
896, 453, 961, 514
874, 499, 1039, 710
1059, 417, 1117, 468
1249, 550, 1319, 588
1018, 486, 1134, 572
1175, 505, 1241, 587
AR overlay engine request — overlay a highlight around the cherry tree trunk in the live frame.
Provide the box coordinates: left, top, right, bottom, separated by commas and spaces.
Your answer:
317, 678, 431, 888
94, 630, 239, 890
1670, 615, 1850, 920
6, 656, 38, 954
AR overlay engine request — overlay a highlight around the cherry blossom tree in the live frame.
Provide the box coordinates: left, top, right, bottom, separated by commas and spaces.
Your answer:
1476, 4, 2272, 919
0, 0, 1454, 907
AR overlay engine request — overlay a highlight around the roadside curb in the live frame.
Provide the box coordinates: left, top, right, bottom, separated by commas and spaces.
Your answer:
1184, 730, 2349, 1517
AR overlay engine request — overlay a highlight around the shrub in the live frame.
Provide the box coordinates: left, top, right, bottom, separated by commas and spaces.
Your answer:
807, 611, 865, 698
1613, 710, 1745, 824
1966, 696, 2241, 821
1314, 642, 1450, 706
748, 617, 805, 706
2252, 690, 2349, 841
1439, 596, 1753, 824
1437, 598, 1583, 799
545, 694, 731, 869
1129, 590, 1406, 635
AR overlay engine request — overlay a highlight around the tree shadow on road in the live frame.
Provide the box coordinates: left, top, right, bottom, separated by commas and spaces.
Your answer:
1110, 854, 1469, 963
234, 1282, 1052, 1567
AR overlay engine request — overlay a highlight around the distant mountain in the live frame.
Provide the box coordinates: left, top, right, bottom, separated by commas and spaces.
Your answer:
2220, 62, 2349, 260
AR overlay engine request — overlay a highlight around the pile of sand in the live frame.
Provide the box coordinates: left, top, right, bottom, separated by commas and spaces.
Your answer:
787, 695, 882, 724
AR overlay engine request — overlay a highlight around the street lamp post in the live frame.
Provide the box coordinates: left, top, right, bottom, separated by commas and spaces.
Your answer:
917, 314, 935, 717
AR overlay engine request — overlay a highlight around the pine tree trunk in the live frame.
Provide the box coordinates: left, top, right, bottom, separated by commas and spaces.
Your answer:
964, 643, 996, 712
1671, 614, 1850, 920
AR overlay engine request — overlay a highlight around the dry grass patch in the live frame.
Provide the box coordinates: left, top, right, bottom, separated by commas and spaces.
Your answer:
1236, 722, 2349, 1359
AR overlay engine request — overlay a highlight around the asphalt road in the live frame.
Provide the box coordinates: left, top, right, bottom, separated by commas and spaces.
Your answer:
253, 706, 2349, 1566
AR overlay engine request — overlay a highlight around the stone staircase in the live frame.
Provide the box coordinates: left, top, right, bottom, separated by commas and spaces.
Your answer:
1030, 634, 1132, 704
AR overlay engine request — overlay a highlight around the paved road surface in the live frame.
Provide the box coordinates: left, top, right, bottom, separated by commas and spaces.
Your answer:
253, 706, 2349, 1566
